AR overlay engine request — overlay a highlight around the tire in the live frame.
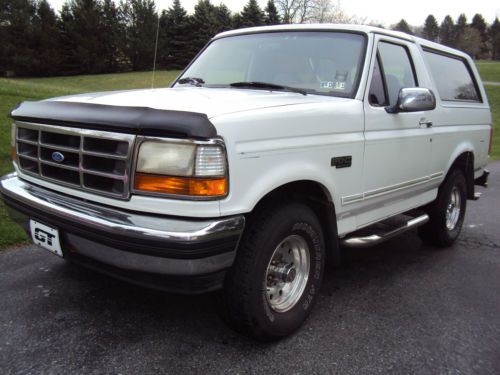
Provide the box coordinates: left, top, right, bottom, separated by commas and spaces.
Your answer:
220, 201, 325, 340
418, 168, 467, 247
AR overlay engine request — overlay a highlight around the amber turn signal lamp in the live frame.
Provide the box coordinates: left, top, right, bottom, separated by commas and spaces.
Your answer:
134, 173, 227, 197
11, 146, 16, 161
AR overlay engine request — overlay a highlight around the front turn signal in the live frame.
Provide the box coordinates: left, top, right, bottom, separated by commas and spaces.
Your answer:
134, 173, 227, 198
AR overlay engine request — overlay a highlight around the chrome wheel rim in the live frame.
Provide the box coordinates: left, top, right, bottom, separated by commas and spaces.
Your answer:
446, 186, 461, 230
265, 234, 310, 313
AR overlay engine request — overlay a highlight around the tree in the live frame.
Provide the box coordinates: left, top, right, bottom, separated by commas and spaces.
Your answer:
264, 0, 280, 25
471, 13, 487, 36
456, 26, 481, 57
58, 0, 114, 74
310, 0, 332, 23
3, 2, 500, 77
295, 0, 314, 23
490, 17, 500, 60
189, 0, 218, 56
0, 0, 37, 75
456, 13, 467, 33
240, 0, 264, 27
422, 14, 439, 42
392, 19, 413, 35
159, 0, 193, 69
121, 0, 158, 71
274, 0, 315, 24
102, 0, 125, 72
471, 13, 489, 58
308, 0, 365, 24
0, 3, 6, 74
439, 15, 456, 48
232, 12, 243, 29
213, 3, 232, 33
58, 3, 77, 74
31, 0, 61, 76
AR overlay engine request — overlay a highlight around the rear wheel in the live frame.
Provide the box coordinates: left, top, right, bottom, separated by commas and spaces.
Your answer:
418, 168, 467, 247
220, 202, 325, 340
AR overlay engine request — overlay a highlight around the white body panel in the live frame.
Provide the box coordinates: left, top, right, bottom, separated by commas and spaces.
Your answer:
356, 36, 434, 230
17, 24, 491, 238
52, 87, 334, 119
214, 99, 365, 231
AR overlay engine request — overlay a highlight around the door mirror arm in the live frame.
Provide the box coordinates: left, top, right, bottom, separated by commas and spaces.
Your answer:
384, 105, 399, 114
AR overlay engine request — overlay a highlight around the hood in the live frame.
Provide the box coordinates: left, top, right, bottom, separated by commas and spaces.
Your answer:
50, 87, 339, 119
11, 87, 353, 139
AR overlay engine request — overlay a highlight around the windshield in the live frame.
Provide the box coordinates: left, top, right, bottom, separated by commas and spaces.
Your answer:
175, 31, 367, 97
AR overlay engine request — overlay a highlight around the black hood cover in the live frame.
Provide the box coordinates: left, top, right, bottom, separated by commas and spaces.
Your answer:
10, 100, 217, 139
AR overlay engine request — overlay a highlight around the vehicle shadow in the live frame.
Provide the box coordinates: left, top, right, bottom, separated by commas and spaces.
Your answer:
323, 229, 437, 294
46, 228, 442, 347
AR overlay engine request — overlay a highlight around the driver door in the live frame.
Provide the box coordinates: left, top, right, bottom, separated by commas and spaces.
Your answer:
362, 36, 432, 215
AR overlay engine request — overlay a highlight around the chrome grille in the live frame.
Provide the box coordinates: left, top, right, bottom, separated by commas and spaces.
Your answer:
15, 122, 135, 199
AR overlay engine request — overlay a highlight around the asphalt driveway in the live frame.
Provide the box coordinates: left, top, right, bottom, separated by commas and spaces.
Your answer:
1, 162, 499, 374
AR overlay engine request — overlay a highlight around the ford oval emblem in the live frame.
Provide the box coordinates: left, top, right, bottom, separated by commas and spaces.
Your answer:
51, 151, 65, 163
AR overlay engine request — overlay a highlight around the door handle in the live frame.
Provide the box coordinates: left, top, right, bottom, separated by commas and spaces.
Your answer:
419, 119, 433, 128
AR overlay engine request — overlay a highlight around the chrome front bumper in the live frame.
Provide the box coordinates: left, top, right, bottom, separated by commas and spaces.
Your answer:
0, 173, 245, 293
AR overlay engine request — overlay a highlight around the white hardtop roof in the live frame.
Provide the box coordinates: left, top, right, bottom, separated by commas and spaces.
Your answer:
214, 24, 470, 60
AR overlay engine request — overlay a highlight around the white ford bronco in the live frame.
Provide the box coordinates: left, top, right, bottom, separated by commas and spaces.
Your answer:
1, 24, 492, 340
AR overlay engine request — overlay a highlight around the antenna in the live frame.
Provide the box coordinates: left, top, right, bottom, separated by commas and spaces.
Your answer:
151, 13, 161, 89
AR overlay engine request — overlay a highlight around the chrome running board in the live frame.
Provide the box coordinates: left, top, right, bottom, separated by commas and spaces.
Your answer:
341, 214, 429, 248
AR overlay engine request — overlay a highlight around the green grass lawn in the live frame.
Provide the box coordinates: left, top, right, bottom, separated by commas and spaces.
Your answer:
476, 61, 499, 160
476, 61, 500, 82
488, 85, 500, 159
0, 70, 181, 249
477, 60, 499, 160
0, 66, 499, 250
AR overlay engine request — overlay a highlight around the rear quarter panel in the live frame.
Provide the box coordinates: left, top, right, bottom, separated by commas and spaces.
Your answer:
417, 43, 491, 179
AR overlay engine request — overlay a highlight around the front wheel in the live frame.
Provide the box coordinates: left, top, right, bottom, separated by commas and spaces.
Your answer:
220, 202, 325, 340
418, 168, 467, 247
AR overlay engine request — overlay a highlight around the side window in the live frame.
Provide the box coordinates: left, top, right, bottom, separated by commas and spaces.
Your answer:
368, 55, 387, 106
423, 50, 481, 102
378, 42, 417, 106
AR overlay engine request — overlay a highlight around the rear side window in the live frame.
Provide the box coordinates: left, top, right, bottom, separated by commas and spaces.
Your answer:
423, 50, 481, 102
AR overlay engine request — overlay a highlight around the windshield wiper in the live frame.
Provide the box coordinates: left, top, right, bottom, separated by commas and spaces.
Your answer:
229, 81, 307, 95
177, 77, 205, 86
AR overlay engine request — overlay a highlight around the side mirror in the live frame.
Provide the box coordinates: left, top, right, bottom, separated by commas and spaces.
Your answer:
385, 87, 436, 114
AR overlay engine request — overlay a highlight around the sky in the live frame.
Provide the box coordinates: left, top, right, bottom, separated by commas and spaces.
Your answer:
47, 0, 500, 27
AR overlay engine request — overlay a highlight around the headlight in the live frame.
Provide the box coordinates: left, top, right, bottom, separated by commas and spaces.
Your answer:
134, 140, 227, 198
136, 142, 196, 176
